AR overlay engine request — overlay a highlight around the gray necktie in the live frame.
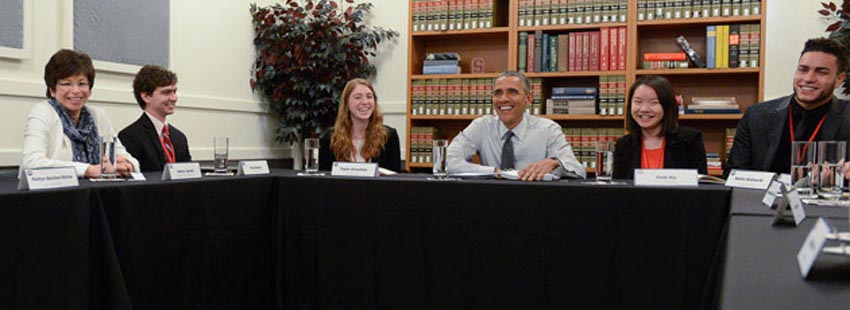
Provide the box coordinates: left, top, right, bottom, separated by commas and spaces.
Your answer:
500, 131, 515, 169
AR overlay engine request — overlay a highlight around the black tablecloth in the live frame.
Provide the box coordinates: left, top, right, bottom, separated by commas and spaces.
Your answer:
279, 176, 731, 309
1, 171, 733, 309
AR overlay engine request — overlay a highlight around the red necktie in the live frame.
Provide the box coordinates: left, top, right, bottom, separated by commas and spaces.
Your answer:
161, 126, 176, 163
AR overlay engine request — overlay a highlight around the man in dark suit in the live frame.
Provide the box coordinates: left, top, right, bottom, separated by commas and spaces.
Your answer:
725, 38, 850, 177
119, 65, 191, 172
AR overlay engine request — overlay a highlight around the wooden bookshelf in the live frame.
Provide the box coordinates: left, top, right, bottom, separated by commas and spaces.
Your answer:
407, 0, 767, 174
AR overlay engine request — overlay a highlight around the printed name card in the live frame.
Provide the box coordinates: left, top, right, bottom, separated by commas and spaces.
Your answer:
633, 169, 698, 187
18, 167, 79, 190
331, 162, 379, 177
773, 184, 807, 226
237, 160, 270, 175
162, 162, 202, 180
724, 169, 776, 190
762, 174, 792, 207
797, 218, 830, 278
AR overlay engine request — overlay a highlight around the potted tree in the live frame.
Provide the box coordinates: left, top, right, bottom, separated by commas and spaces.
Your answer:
250, 0, 398, 166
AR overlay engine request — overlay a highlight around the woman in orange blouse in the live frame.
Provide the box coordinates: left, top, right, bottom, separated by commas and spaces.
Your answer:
613, 75, 707, 179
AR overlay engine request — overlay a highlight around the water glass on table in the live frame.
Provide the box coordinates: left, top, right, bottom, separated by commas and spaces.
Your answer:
790, 141, 816, 197
213, 137, 229, 173
432, 139, 449, 179
595, 140, 614, 183
99, 136, 117, 179
817, 140, 846, 200
303, 138, 320, 174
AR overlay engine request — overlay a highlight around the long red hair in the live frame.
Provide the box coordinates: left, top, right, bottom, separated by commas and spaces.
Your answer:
330, 78, 387, 161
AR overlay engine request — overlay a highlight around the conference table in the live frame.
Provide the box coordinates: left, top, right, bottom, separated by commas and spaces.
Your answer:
0, 170, 846, 309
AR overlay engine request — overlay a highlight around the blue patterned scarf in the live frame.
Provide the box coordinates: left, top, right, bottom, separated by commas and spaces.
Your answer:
47, 98, 100, 164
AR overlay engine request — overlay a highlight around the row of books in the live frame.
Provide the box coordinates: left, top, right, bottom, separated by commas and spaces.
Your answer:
411, 78, 498, 116
547, 76, 626, 116
563, 127, 622, 169
423, 53, 462, 75
409, 126, 438, 164
411, 0, 499, 32
518, 27, 627, 73
706, 153, 722, 172
642, 52, 690, 69
637, 0, 761, 21
518, 0, 628, 27
707, 24, 760, 69
685, 96, 740, 114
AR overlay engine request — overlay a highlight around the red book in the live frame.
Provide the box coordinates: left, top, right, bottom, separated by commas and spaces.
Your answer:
581, 32, 590, 71
600, 28, 609, 71
617, 27, 626, 70
643, 52, 688, 61
609, 27, 618, 71
589, 31, 600, 71
568, 33, 577, 72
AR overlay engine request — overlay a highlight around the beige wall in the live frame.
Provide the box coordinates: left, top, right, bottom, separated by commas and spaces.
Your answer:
0, 1, 840, 167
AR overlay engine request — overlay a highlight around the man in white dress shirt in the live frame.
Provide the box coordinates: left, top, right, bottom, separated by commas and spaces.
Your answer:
446, 71, 585, 181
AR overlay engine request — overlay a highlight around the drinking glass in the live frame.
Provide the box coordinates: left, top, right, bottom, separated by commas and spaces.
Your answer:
791, 141, 816, 197
595, 140, 614, 182
99, 136, 117, 179
303, 138, 320, 174
817, 141, 846, 200
432, 139, 449, 179
213, 137, 229, 173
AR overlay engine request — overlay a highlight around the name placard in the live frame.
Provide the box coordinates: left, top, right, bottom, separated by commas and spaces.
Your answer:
633, 169, 698, 187
725, 169, 776, 190
237, 160, 270, 175
773, 184, 807, 226
762, 174, 791, 207
162, 162, 202, 180
331, 162, 379, 177
18, 167, 79, 190
797, 218, 830, 278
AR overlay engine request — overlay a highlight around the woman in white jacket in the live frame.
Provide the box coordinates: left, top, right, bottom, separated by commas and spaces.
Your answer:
20, 49, 138, 178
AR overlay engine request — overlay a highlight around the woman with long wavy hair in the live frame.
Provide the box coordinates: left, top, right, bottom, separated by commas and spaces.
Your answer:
319, 78, 401, 172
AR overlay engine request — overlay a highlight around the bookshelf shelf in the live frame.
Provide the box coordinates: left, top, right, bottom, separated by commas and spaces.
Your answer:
407, 0, 767, 174
411, 73, 501, 80
526, 70, 628, 78
635, 68, 760, 75
412, 27, 510, 37
518, 22, 627, 32
680, 114, 743, 121
637, 15, 761, 28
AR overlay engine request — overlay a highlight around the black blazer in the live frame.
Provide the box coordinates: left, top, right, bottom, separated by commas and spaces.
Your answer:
613, 126, 708, 180
318, 125, 401, 172
118, 113, 192, 172
725, 95, 850, 177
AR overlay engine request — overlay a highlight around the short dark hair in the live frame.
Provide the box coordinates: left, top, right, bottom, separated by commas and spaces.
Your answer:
44, 49, 95, 98
133, 65, 178, 109
801, 38, 850, 74
625, 75, 680, 137
496, 70, 531, 94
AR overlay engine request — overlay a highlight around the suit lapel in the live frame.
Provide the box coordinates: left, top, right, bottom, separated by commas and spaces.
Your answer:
140, 114, 167, 163
820, 98, 846, 140
762, 97, 790, 170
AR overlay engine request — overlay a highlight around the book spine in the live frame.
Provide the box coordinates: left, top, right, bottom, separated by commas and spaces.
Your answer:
558, 34, 569, 71
728, 24, 740, 68
534, 30, 544, 72
528, 33, 536, 72
518, 32, 529, 72
581, 31, 590, 71
600, 28, 609, 71
589, 31, 600, 71
569, 32, 577, 71
643, 52, 688, 61
706, 25, 716, 68
422, 66, 461, 74
542, 33, 550, 72
549, 35, 559, 72
751, 24, 760, 67
617, 27, 626, 71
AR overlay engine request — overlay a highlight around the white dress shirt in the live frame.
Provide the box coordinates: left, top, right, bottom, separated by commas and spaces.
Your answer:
446, 114, 586, 178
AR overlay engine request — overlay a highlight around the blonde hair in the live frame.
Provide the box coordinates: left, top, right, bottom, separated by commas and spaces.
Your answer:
330, 78, 387, 161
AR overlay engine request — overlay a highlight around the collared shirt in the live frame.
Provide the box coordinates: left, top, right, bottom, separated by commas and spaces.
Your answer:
145, 111, 168, 137
769, 97, 831, 174
446, 114, 586, 178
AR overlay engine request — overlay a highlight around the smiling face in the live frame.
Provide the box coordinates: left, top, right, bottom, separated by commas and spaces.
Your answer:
347, 84, 375, 123
793, 51, 846, 109
142, 84, 178, 122
630, 85, 664, 135
50, 73, 90, 120
492, 76, 531, 129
